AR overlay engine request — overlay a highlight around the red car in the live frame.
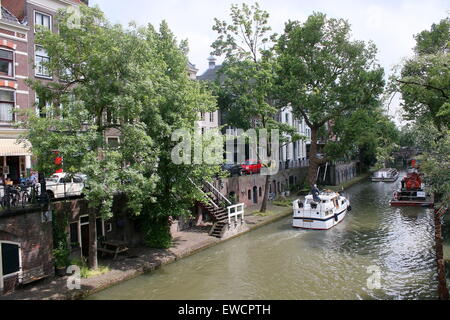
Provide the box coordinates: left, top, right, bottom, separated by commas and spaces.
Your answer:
241, 159, 262, 174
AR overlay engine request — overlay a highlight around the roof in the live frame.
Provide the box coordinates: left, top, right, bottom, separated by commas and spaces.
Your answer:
2, 0, 86, 22
2, 0, 26, 21
1, 6, 20, 24
0, 139, 32, 156
197, 65, 223, 82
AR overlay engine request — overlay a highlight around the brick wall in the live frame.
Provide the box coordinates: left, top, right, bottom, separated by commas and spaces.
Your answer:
0, 209, 54, 295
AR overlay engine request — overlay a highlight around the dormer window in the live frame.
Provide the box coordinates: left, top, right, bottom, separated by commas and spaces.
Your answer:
35, 11, 52, 31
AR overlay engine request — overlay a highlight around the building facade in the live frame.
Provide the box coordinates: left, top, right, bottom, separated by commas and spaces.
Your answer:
0, 0, 84, 184
0, 4, 32, 184
0, 0, 84, 295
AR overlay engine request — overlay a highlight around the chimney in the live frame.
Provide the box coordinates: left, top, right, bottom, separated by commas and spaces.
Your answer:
207, 56, 216, 69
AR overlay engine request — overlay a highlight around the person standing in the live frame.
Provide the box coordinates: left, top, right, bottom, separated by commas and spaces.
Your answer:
311, 184, 321, 203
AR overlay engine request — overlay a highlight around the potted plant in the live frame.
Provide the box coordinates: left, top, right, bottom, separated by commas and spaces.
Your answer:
53, 245, 70, 277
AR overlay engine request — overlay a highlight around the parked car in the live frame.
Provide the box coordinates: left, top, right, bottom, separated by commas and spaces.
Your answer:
241, 159, 262, 175
45, 173, 85, 199
221, 163, 243, 176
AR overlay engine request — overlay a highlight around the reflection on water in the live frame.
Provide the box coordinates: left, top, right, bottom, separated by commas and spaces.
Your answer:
87, 173, 438, 300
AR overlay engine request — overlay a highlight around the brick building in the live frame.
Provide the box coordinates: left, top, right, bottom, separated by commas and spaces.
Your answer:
0, 0, 85, 184
0, 0, 85, 295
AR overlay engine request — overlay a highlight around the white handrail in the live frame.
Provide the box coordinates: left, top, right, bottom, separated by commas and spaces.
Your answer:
227, 203, 245, 224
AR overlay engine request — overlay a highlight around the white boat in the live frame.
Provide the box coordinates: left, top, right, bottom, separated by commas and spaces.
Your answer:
293, 191, 351, 230
371, 168, 399, 182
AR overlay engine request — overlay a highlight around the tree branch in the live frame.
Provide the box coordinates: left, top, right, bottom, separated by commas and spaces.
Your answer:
396, 79, 449, 99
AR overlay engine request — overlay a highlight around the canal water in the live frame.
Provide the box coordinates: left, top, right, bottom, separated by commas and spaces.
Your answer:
87, 173, 438, 300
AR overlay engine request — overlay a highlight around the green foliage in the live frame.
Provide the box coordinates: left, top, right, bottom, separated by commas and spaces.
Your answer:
21, 6, 221, 223
325, 107, 399, 168
53, 245, 70, 268
142, 217, 173, 249
392, 18, 450, 205
211, 2, 302, 211
391, 17, 450, 131
276, 12, 385, 127
275, 12, 385, 183
71, 258, 110, 278
21, 6, 159, 221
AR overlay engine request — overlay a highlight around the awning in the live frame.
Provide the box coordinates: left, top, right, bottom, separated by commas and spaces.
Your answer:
0, 139, 32, 157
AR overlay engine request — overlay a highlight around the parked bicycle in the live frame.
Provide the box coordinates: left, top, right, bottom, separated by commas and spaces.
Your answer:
18, 183, 40, 208
0, 185, 20, 209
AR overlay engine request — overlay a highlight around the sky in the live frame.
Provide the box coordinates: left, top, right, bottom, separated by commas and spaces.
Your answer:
89, 0, 449, 125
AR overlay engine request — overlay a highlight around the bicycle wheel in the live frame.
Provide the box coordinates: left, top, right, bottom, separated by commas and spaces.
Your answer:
11, 193, 19, 207
22, 192, 29, 208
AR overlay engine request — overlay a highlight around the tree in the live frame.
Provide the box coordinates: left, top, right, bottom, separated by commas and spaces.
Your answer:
393, 18, 450, 300
275, 12, 385, 185
22, 6, 161, 269
23, 6, 222, 263
211, 2, 301, 213
325, 107, 399, 170
138, 21, 222, 247
393, 17, 450, 131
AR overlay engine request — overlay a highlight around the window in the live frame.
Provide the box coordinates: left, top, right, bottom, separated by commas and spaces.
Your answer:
35, 46, 51, 78
0, 90, 14, 122
69, 222, 79, 249
209, 112, 214, 123
35, 11, 51, 30
1, 242, 20, 277
248, 190, 251, 200
0, 50, 13, 77
285, 113, 289, 124
107, 137, 120, 148
73, 176, 83, 183
35, 95, 51, 118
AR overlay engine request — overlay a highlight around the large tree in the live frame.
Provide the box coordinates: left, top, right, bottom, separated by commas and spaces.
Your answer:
275, 12, 385, 185
393, 17, 449, 131
325, 107, 399, 170
138, 21, 222, 248
23, 6, 159, 269
22, 6, 219, 268
211, 2, 300, 213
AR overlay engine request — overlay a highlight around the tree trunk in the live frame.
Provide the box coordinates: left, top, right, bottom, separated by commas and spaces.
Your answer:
434, 205, 449, 300
88, 210, 98, 270
307, 126, 320, 186
260, 175, 270, 213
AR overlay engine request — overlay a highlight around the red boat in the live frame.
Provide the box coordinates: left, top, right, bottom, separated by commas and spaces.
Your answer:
390, 170, 434, 208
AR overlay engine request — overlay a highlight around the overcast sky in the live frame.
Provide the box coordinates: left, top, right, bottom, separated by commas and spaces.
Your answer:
89, 0, 449, 124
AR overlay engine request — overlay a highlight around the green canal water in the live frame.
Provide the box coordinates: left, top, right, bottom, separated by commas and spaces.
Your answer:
87, 173, 439, 300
